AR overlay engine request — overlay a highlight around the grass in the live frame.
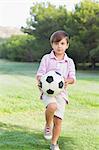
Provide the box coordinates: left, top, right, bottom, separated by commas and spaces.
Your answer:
0, 59, 99, 150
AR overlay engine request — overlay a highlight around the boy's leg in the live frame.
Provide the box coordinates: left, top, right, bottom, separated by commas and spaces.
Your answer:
50, 96, 66, 149
51, 116, 62, 145
42, 96, 57, 127
44, 103, 57, 140
45, 103, 57, 127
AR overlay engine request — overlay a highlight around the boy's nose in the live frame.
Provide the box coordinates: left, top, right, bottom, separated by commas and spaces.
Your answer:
58, 43, 61, 47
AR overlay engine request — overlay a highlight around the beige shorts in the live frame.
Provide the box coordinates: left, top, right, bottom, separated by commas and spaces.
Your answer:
42, 94, 66, 119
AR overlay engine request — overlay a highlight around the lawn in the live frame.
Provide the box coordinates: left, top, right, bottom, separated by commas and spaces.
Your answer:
0, 59, 99, 150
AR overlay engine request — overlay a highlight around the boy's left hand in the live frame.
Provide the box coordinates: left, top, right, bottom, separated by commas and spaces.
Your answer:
64, 79, 68, 89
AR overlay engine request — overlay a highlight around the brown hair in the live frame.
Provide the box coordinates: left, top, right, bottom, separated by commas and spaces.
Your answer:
50, 30, 69, 44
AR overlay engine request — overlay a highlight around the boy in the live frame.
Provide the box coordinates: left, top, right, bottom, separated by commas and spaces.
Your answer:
36, 30, 76, 150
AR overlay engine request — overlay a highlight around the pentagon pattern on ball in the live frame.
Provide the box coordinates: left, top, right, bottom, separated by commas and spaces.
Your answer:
46, 76, 54, 83
59, 81, 64, 88
47, 89, 54, 94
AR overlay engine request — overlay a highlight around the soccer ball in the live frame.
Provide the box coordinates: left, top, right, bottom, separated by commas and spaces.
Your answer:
40, 71, 64, 96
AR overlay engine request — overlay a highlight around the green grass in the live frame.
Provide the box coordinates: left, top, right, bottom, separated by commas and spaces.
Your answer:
0, 59, 99, 150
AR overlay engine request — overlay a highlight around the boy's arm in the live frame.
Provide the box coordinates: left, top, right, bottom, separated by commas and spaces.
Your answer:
36, 75, 42, 91
36, 55, 47, 91
64, 59, 76, 88
65, 78, 75, 84
64, 78, 75, 88
36, 55, 47, 77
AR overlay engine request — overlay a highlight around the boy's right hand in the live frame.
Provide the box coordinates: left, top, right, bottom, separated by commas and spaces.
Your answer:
36, 75, 42, 91
38, 81, 42, 91
37, 81, 43, 99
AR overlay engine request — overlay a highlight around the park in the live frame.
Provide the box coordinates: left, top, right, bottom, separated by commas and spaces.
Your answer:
0, 59, 98, 150
0, 0, 99, 150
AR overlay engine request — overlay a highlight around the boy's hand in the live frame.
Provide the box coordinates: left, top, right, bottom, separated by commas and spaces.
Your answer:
64, 78, 75, 89
36, 76, 42, 90
38, 81, 42, 91
36, 76, 43, 99
64, 79, 68, 89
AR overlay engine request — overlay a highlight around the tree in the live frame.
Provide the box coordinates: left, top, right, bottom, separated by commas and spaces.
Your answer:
1, 0, 99, 68
89, 45, 99, 69
73, 0, 99, 51
68, 36, 87, 68
0, 35, 37, 62
73, 0, 99, 64
21, 2, 69, 59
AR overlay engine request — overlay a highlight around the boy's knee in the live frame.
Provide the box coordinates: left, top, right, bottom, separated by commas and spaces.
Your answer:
47, 103, 57, 112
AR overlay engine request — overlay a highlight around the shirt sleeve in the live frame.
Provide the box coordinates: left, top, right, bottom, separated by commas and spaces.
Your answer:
67, 59, 76, 81
36, 55, 47, 77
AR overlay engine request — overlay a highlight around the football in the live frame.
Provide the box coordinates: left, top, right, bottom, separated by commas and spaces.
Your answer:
40, 71, 64, 96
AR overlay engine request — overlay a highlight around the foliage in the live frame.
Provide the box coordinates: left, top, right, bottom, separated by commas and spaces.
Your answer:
89, 46, 99, 68
73, 0, 99, 53
68, 36, 87, 64
0, 0, 99, 68
90, 46, 99, 60
21, 3, 69, 56
0, 35, 39, 62
70, 0, 99, 67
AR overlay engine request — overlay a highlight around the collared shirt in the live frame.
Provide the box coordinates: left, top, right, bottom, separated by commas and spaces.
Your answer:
36, 50, 76, 103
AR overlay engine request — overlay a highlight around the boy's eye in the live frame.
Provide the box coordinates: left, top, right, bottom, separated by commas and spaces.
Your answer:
54, 42, 65, 45
61, 42, 65, 45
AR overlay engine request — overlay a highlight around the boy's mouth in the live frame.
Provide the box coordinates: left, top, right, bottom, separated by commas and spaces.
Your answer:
57, 49, 62, 51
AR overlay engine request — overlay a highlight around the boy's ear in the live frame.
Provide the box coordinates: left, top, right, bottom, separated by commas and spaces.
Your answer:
51, 43, 54, 49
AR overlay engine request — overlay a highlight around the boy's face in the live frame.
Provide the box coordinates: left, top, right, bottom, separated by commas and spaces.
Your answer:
51, 37, 69, 56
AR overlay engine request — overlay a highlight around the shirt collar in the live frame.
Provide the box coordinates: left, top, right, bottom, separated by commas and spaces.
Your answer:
50, 50, 68, 62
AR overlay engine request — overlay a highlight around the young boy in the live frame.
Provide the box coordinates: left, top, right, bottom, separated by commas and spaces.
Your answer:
36, 30, 76, 150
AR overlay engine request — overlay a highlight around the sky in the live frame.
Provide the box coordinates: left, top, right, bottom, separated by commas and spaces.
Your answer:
0, 0, 82, 28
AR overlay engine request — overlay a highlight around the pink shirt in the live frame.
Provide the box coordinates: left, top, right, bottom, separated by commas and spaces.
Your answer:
36, 50, 76, 103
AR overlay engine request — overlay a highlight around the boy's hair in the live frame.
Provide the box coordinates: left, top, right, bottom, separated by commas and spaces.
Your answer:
50, 30, 69, 44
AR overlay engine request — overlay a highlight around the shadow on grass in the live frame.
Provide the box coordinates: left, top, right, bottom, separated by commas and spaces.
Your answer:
0, 122, 76, 150
0, 121, 49, 150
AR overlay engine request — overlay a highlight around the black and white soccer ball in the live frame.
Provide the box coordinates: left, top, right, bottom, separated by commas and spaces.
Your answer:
40, 71, 65, 96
